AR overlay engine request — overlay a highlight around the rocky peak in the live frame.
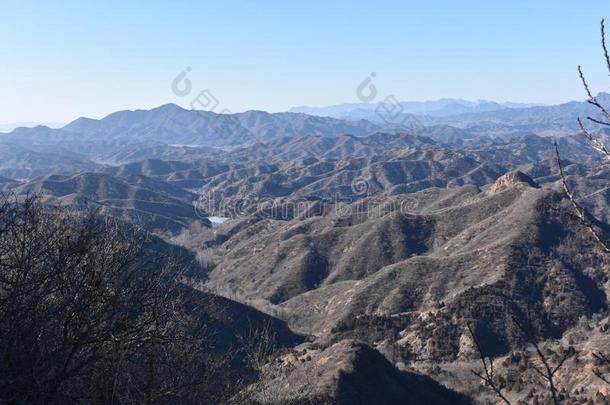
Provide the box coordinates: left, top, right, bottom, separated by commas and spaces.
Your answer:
489, 170, 539, 194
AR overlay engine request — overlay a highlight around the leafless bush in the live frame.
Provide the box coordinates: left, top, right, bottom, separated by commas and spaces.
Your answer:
228, 322, 329, 405
195, 248, 216, 269
238, 321, 279, 373
231, 357, 330, 405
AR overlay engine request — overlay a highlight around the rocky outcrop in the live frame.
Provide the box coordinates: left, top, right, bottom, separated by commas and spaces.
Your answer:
488, 170, 539, 194
242, 339, 471, 404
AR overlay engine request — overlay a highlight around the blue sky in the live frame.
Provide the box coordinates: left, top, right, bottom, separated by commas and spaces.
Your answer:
1, 0, 610, 122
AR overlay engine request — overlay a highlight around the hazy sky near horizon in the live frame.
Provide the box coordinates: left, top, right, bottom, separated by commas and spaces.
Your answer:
2, 1, 610, 123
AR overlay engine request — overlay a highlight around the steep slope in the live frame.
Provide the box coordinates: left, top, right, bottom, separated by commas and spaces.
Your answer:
0, 141, 100, 180
225, 133, 438, 162
243, 339, 471, 404
197, 151, 507, 217
14, 172, 208, 232
465, 134, 598, 165
203, 176, 609, 364
0, 176, 20, 189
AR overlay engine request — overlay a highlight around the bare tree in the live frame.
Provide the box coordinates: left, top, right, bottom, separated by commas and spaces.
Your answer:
555, 19, 610, 232
555, 18, 610, 388
237, 320, 279, 374
0, 195, 237, 403
557, 18, 610, 231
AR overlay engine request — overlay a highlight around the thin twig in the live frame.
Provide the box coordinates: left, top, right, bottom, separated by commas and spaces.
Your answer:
602, 19, 610, 76
592, 352, 610, 385
578, 118, 610, 160
586, 116, 610, 127
579, 65, 610, 120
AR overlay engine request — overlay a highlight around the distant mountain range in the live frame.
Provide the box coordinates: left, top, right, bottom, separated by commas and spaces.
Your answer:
289, 98, 543, 118
52, 104, 378, 146
0, 121, 65, 132
289, 94, 610, 136
1, 94, 609, 182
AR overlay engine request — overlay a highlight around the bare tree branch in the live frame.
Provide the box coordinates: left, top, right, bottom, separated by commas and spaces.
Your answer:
466, 322, 511, 405
592, 352, 610, 385
577, 118, 610, 160
554, 140, 610, 253
586, 115, 610, 127
602, 19, 610, 76
579, 65, 610, 120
